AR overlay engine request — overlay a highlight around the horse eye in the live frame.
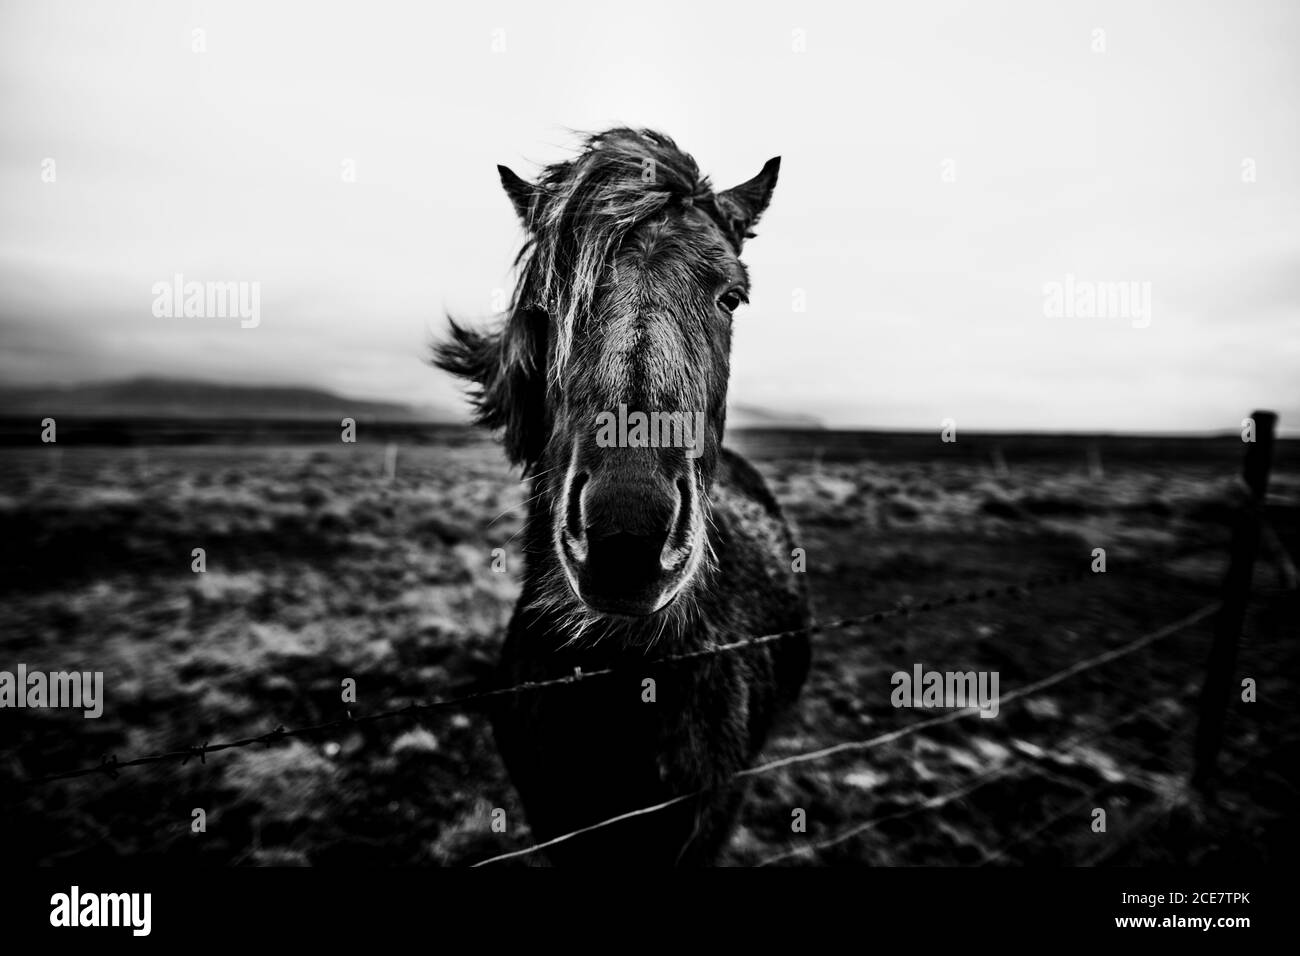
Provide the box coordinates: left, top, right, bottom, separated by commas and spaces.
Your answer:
717, 290, 746, 313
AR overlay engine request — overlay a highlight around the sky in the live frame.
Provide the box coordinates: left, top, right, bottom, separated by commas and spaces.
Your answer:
1, 0, 1297, 432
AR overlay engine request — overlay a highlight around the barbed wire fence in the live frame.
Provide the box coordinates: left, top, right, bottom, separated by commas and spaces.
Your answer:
12, 410, 1289, 867
758, 689, 1189, 867
28, 566, 1095, 785
469, 601, 1219, 867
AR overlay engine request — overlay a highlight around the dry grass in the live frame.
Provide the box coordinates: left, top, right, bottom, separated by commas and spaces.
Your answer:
1, 438, 1295, 865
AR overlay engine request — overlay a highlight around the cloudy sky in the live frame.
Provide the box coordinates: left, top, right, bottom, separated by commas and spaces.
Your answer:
1, 0, 1296, 431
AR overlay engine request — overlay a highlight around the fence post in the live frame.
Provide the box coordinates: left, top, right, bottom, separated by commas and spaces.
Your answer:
990, 445, 1009, 479
1191, 409, 1277, 792
1086, 442, 1104, 481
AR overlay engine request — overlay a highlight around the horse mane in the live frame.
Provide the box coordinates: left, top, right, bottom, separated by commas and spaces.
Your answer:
511, 128, 727, 386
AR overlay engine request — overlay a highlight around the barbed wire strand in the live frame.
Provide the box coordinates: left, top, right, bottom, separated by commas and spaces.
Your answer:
1077, 801, 1178, 868
1078, 743, 1257, 869
753, 694, 1170, 866
978, 791, 1108, 866
735, 602, 1218, 780
471, 601, 1218, 866
983, 704, 1219, 867
28, 568, 1093, 786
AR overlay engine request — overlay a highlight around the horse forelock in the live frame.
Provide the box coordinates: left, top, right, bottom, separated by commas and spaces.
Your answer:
510, 128, 722, 388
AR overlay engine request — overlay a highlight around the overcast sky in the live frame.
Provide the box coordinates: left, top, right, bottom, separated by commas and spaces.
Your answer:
1, 0, 1297, 431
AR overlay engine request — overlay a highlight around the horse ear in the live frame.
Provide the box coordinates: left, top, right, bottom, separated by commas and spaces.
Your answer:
498, 165, 540, 225
434, 311, 547, 469
714, 157, 780, 246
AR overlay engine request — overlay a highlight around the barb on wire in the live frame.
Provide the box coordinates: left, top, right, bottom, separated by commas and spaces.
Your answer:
472, 602, 1218, 866
28, 567, 1094, 786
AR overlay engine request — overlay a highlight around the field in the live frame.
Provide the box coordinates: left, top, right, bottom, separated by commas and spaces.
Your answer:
1, 428, 1296, 866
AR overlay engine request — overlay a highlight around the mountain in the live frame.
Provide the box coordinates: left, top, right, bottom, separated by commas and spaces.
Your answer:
0, 377, 454, 422
0, 378, 823, 429
727, 404, 824, 429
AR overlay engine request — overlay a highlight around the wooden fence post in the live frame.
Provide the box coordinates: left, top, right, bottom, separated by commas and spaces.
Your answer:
991, 445, 1010, 479
1192, 410, 1277, 792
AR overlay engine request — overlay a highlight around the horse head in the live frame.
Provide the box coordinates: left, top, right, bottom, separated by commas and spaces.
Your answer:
437, 128, 779, 625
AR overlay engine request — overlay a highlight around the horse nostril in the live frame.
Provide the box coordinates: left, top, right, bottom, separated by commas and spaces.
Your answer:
671, 476, 693, 551
583, 531, 671, 592
565, 472, 588, 541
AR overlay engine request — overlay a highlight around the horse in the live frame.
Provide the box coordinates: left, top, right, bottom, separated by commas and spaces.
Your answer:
435, 128, 811, 865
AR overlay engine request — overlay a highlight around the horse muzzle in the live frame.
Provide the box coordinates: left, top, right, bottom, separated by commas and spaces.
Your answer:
555, 458, 703, 617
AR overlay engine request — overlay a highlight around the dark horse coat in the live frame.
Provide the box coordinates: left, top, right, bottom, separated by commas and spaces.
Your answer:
437, 129, 811, 865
